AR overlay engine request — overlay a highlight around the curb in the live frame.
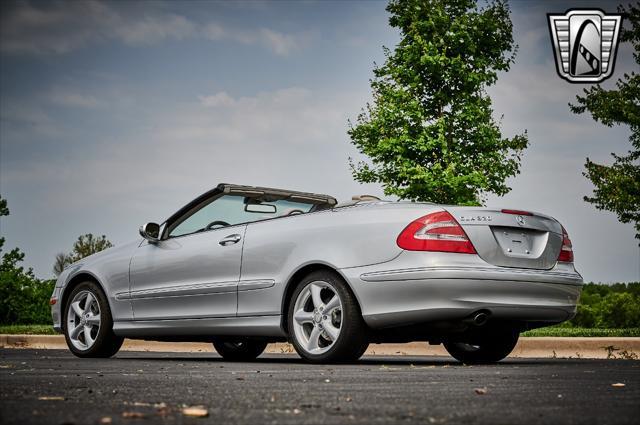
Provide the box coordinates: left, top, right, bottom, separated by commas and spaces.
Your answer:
1, 334, 639, 359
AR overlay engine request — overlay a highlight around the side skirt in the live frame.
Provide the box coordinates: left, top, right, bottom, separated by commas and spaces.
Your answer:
113, 315, 286, 338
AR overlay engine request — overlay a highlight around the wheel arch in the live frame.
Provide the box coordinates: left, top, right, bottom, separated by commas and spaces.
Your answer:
280, 262, 362, 336
60, 271, 109, 330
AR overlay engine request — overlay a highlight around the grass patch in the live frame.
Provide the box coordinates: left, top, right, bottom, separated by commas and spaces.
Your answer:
0, 324, 57, 335
522, 327, 640, 337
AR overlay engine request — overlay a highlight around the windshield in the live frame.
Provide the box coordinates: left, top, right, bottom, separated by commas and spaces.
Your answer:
168, 195, 316, 238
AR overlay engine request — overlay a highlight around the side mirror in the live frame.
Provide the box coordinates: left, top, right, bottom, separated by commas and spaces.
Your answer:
139, 222, 160, 243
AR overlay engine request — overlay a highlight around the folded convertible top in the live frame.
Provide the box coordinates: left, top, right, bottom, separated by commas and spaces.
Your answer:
218, 183, 337, 207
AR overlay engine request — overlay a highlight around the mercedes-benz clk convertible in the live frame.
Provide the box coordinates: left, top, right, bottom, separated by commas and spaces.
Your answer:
51, 183, 583, 364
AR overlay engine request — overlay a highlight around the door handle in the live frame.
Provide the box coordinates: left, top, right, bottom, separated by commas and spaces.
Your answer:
219, 234, 242, 246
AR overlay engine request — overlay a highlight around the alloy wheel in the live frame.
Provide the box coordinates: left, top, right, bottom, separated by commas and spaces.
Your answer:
66, 290, 101, 351
292, 281, 343, 355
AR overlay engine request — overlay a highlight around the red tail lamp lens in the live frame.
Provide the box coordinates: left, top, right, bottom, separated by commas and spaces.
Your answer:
397, 211, 476, 254
558, 226, 574, 263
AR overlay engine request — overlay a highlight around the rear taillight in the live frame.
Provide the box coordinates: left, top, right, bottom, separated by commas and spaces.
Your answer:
557, 226, 574, 262
397, 211, 476, 254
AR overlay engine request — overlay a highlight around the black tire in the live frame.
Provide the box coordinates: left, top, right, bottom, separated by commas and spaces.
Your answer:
443, 330, 519, 364
287, 270, 368, 363
63, 281, 123, 358
212, 339, 268, 361
354, 340, 370, 359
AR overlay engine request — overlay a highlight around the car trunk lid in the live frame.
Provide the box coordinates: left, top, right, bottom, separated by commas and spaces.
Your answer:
444, 207, 563, 270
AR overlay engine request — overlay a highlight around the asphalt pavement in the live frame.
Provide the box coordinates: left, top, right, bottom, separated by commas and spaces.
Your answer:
1, 349, 638, 425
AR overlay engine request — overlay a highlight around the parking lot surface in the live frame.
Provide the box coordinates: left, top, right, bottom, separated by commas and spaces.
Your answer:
1, 349, 638, 424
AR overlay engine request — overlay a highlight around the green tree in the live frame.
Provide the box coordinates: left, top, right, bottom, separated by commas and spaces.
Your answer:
53, 233, 113, 276
0, 195, 54, 324
566, 283, 640, 328
597, 292, 640, 328
348, 0, 528, 204
0, 197, 8, 216
71, 234, 113, 259
572, 304, 597, 328
52, 253, 73, 277
570, 4, 640, 240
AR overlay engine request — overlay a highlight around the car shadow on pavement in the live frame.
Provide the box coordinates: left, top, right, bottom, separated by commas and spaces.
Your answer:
112, 353, 575, 367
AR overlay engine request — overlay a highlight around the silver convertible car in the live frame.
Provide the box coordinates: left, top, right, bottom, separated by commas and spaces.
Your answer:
51, 183, 583, 363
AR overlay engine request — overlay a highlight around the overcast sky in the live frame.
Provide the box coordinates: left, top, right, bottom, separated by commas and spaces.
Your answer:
0, 0, 638, 282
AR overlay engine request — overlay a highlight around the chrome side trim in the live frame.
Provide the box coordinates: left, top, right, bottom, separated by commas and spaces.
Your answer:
115, 279, 276, 300
126, 281, 238, 300
238, 279, 275, 291
115, 291, 130, 301
360, 266, 583, 285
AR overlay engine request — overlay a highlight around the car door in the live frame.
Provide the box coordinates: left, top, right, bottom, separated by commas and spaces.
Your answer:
129, 194, 251, 321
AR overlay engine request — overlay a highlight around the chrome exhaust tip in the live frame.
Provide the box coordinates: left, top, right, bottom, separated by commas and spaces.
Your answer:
464, 311, 490, 327
472, 312, 489, 326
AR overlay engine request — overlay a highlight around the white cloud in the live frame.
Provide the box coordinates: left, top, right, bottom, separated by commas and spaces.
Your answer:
49, 89, 103, 108
1, 84, 379, 228
198, 92, 235, 108
202, 23, 225, 40
259, 28, 300, 56
0, 1, 305, 56
0, 102, 62, 139
201, 24, 304, 56
112, 14, 197, 46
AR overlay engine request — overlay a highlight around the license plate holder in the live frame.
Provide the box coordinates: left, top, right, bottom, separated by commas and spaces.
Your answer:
492, 227, 536, 256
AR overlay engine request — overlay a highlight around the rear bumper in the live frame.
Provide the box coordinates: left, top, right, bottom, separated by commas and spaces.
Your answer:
341, 252, 583, 329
